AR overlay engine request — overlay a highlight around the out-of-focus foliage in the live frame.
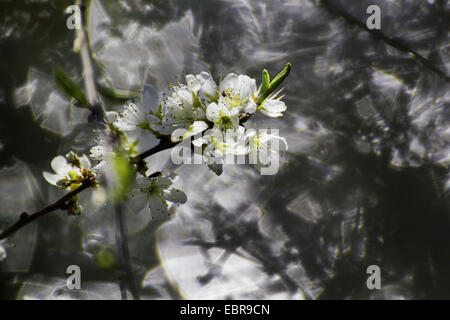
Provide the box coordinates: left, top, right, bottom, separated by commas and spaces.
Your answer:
0, 0, 449, 300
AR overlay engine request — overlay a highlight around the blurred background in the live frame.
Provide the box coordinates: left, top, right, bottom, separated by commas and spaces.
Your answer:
0, 0, 449, 299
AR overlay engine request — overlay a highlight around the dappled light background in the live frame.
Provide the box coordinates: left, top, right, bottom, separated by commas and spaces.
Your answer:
0, 0, 449, 299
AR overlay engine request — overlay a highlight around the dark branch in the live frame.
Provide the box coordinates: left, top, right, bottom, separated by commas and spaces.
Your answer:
0, 180, 93, 240
320, 0, 450, 82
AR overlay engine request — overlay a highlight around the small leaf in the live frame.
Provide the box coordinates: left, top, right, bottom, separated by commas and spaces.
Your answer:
258, 69, 270, 96
192, 91, 206, 110
97, 83, 138, 103
256, 63, 291, 105
53, 66, 88, 107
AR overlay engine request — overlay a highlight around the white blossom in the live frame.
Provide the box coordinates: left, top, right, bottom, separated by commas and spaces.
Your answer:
218, 73, 257, 114
114, 101, 149, 131
185, 72, 218, 103
160, 83, 208, 139
206, 101, 241, 136
259, 89, 287, 118
43, 152, 93, 189
135, 172, 187, 221
247, 129, 288, 168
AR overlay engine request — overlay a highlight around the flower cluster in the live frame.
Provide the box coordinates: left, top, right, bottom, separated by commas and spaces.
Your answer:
42, 64, 291, 219
107, 65, 290, 175
42, 151, 96, 215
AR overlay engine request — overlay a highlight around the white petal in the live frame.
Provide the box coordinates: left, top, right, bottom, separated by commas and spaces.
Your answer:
143, 84, 159, 113
114, 102, 147, 131
236, 74, 256, 99
0, 245, 6, 261
51, 156, 70, 175
219, 73, 237, 94
186, 74, 201, 92
163, 188, 187, 204
148, 195, 168, 221
43, 171, 63, 186
206, 102, 220, 122
196, 72, 217, 98
177, 88, 194, 105
171, 121, 208, 142
260, 99, 287, 118
127, 190, 149, 214
244, 99, 257, 114
80, 154, 91, 170
105, 111, 119, 123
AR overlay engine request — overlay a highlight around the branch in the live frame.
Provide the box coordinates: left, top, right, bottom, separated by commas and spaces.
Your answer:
0, 180, 93, 240
76, 0, 101, 108
320, 0, 450, 82
114, 204, 139, 300
0, 114, 258, 242
0, 136, 179, 242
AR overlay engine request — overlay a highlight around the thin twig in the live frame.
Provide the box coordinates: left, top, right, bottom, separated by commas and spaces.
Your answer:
320, 0, 450, 82
114, 204, 139, 300
76, 0, 138, 300
0, 180, 93, 240
0, 110, 259, 242
0, 139, 177, 242
76, 0, 101, 108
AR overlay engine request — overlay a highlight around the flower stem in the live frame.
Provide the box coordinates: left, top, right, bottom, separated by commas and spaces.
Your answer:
114, 203, 139, 300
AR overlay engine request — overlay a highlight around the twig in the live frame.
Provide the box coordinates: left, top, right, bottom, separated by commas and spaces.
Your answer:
320, 0, 450, 82
0, 109, 261, 242
114, 204, 139, 300
0, 139, 178, 242
0, 180, 93, 240
76, 0, 101, 108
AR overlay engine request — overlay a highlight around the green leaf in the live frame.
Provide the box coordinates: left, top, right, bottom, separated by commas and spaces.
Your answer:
192, 91, 206, 110
256, 63, 291, 105
258, 69, 270, 96
97, 83, 138, 103
53, 66, 88, 108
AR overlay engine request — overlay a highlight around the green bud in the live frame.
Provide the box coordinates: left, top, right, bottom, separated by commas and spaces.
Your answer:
256, 63, 291, 105
53, 66, 89, 108
97, 83, 138, 103
96, 248, 117, 270
258, 69, 270, 97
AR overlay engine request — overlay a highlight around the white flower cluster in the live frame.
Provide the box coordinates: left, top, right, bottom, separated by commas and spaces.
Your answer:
42, 65, 291, 218
109, 67, 290, 175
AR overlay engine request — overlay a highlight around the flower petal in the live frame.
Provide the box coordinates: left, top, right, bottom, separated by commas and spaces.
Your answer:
206, 102, 220, 122
80, 154, 91, 170
260, 99, 287, 118
163, 188, 187, 204
143, 84, 160, 114
148, 194, 168, 221
43, 171, 63, 186
51, 156, 70, 175
171, 121, 208, 142
185, 74, 201, 92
